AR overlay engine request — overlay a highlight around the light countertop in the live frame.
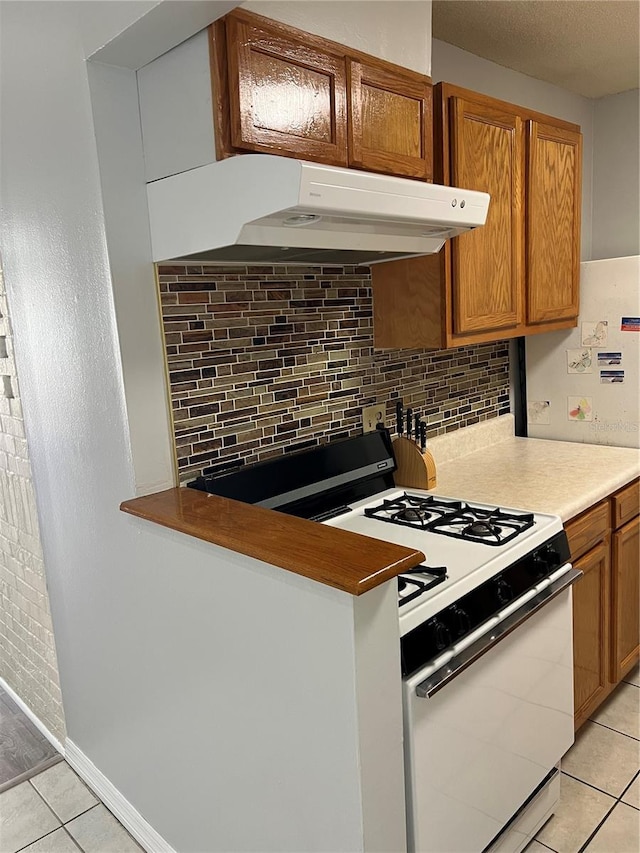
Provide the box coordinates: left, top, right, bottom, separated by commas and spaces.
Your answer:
429, 416, 640, 521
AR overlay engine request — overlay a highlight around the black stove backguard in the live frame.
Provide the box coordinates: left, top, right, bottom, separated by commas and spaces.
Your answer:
187, 429, 397, 520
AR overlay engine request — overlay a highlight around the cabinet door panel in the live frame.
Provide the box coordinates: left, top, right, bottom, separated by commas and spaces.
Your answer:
573, 540, 611, 730
348, 60, 432, 179
611, 516, 640, 682
449, 97, 523, 334
526, 121, 582, 324
226, 16, 348, 166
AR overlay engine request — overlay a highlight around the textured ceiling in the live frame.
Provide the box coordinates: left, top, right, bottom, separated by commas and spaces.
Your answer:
432, 0, 640, 98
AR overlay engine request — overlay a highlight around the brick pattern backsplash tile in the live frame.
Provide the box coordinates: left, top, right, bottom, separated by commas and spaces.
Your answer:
0, 262, 66, 744
158, 264, 511, 484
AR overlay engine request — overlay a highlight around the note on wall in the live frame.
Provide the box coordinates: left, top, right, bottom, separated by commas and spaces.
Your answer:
527, 401, 550, 425
567, 348, 592, 374
600, 370, 624, 384
568, 396, 593, 421
597, 351, 622, 365
581, 321, 608, 346
621, 317, 640, 332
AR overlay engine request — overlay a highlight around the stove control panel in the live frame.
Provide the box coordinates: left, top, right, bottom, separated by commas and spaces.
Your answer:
400, 529, 570, 678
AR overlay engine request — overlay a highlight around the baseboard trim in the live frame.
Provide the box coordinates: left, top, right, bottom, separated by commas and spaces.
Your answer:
65, 739, 175, 853
0, 676, 65, 756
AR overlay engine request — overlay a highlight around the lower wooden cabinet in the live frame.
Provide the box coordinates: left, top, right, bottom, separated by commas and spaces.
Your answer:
611, 515, 640, 682
572, 539, 610, 730
568, 479, 640, 730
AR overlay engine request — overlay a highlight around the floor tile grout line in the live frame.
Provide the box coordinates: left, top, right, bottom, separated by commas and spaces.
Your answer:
62, 800, 101, 826
575, 797, 621, 853
587, 718, 640, 741
14, 824, 63, 853
560, 769, 638, 803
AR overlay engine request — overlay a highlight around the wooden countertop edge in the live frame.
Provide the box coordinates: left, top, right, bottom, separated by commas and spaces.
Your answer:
120, 487, 425, 596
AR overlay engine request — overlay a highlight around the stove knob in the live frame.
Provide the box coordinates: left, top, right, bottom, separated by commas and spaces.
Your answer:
546, 545, 560, 568
495, 578, 513, 605
450, 605, 471, 637
428, 618, 452, 651
531, 553, 548, 578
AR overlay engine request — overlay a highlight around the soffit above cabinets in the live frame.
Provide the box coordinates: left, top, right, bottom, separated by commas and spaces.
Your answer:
433, 0, 640, 98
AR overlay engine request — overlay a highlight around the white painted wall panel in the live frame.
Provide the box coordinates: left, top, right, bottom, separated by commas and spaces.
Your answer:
243, 0, 432, 74
592, 89, 640, 260
138, 30, 216, 183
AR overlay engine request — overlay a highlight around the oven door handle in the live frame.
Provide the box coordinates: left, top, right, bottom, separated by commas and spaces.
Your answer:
415, 567, 582, 699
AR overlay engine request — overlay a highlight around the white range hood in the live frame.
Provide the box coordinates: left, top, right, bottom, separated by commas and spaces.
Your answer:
146, 154, 490, 266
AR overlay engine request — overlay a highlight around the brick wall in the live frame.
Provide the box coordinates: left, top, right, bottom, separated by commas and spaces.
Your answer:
158, 264, 511, 484
0, 261, 66, 744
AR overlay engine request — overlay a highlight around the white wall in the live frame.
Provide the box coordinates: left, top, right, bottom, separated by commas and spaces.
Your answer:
243, 0, 432, 74
591, 89, 640, 260
431, 39, 594, 260
0, 3, 406, 849
0, 262, 66, 745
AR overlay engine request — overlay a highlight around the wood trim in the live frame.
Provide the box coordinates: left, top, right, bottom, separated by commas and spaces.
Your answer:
612, 478, 640, 530
120, 488, 425, 596
611, 515, 640, 682
209, 19, 233, 161
565, 500, 611, 563
573, 538, 612, 731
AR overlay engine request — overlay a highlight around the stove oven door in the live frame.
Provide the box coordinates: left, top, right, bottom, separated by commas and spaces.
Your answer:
403, 584, 576, 853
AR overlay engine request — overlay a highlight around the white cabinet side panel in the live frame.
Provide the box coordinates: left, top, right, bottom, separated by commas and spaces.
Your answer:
138, 29, 216, 182
354, 581, 407, 853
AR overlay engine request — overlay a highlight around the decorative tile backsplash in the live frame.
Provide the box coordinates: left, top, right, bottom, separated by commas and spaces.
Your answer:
158, 264, 511, 484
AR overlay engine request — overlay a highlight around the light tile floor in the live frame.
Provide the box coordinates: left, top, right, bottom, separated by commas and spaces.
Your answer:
530, 662, 640, 853
0, 761, 142, 853
2, 668, 638, 853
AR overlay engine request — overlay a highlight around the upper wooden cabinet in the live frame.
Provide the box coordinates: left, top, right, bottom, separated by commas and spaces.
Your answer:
371, 84, 582, 349
210, 9, 433, 180
526, 121, 582, 325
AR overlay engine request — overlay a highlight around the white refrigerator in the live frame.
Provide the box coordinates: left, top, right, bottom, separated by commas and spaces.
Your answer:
525, 255, 639, 449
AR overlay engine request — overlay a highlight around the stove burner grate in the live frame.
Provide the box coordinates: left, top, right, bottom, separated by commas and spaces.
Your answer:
365, 494, 464, 529
398, 565, 448, 607
428, 505, 535, 546
365, 494, 535, 545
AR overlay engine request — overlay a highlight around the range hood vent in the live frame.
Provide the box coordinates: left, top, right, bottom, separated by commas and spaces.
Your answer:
147, 155, 490, 266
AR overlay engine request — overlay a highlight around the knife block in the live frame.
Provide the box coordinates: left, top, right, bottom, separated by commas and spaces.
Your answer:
392, 437, 437, 490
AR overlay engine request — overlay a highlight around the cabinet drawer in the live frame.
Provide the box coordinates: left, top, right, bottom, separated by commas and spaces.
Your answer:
612, 480, 639, 530
566, 501, 610, 562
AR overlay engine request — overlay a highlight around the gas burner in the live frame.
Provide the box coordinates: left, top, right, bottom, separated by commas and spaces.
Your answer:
429, 505, 535, 546
365, 494, 463, 529
464, 519, 500, 539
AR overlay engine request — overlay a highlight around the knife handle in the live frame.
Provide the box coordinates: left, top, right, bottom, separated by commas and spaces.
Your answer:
406, 408, 413, 439
414, 413, 421, 444
420, 420, 427, 452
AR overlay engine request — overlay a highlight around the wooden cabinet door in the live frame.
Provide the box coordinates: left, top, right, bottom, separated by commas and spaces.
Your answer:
347, 59, 432, 180
611, 516, 640, 682
573, 540, 611, 730
225, 14, 348, 166
526, 121, 582, 324
448, 96, 524, 335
